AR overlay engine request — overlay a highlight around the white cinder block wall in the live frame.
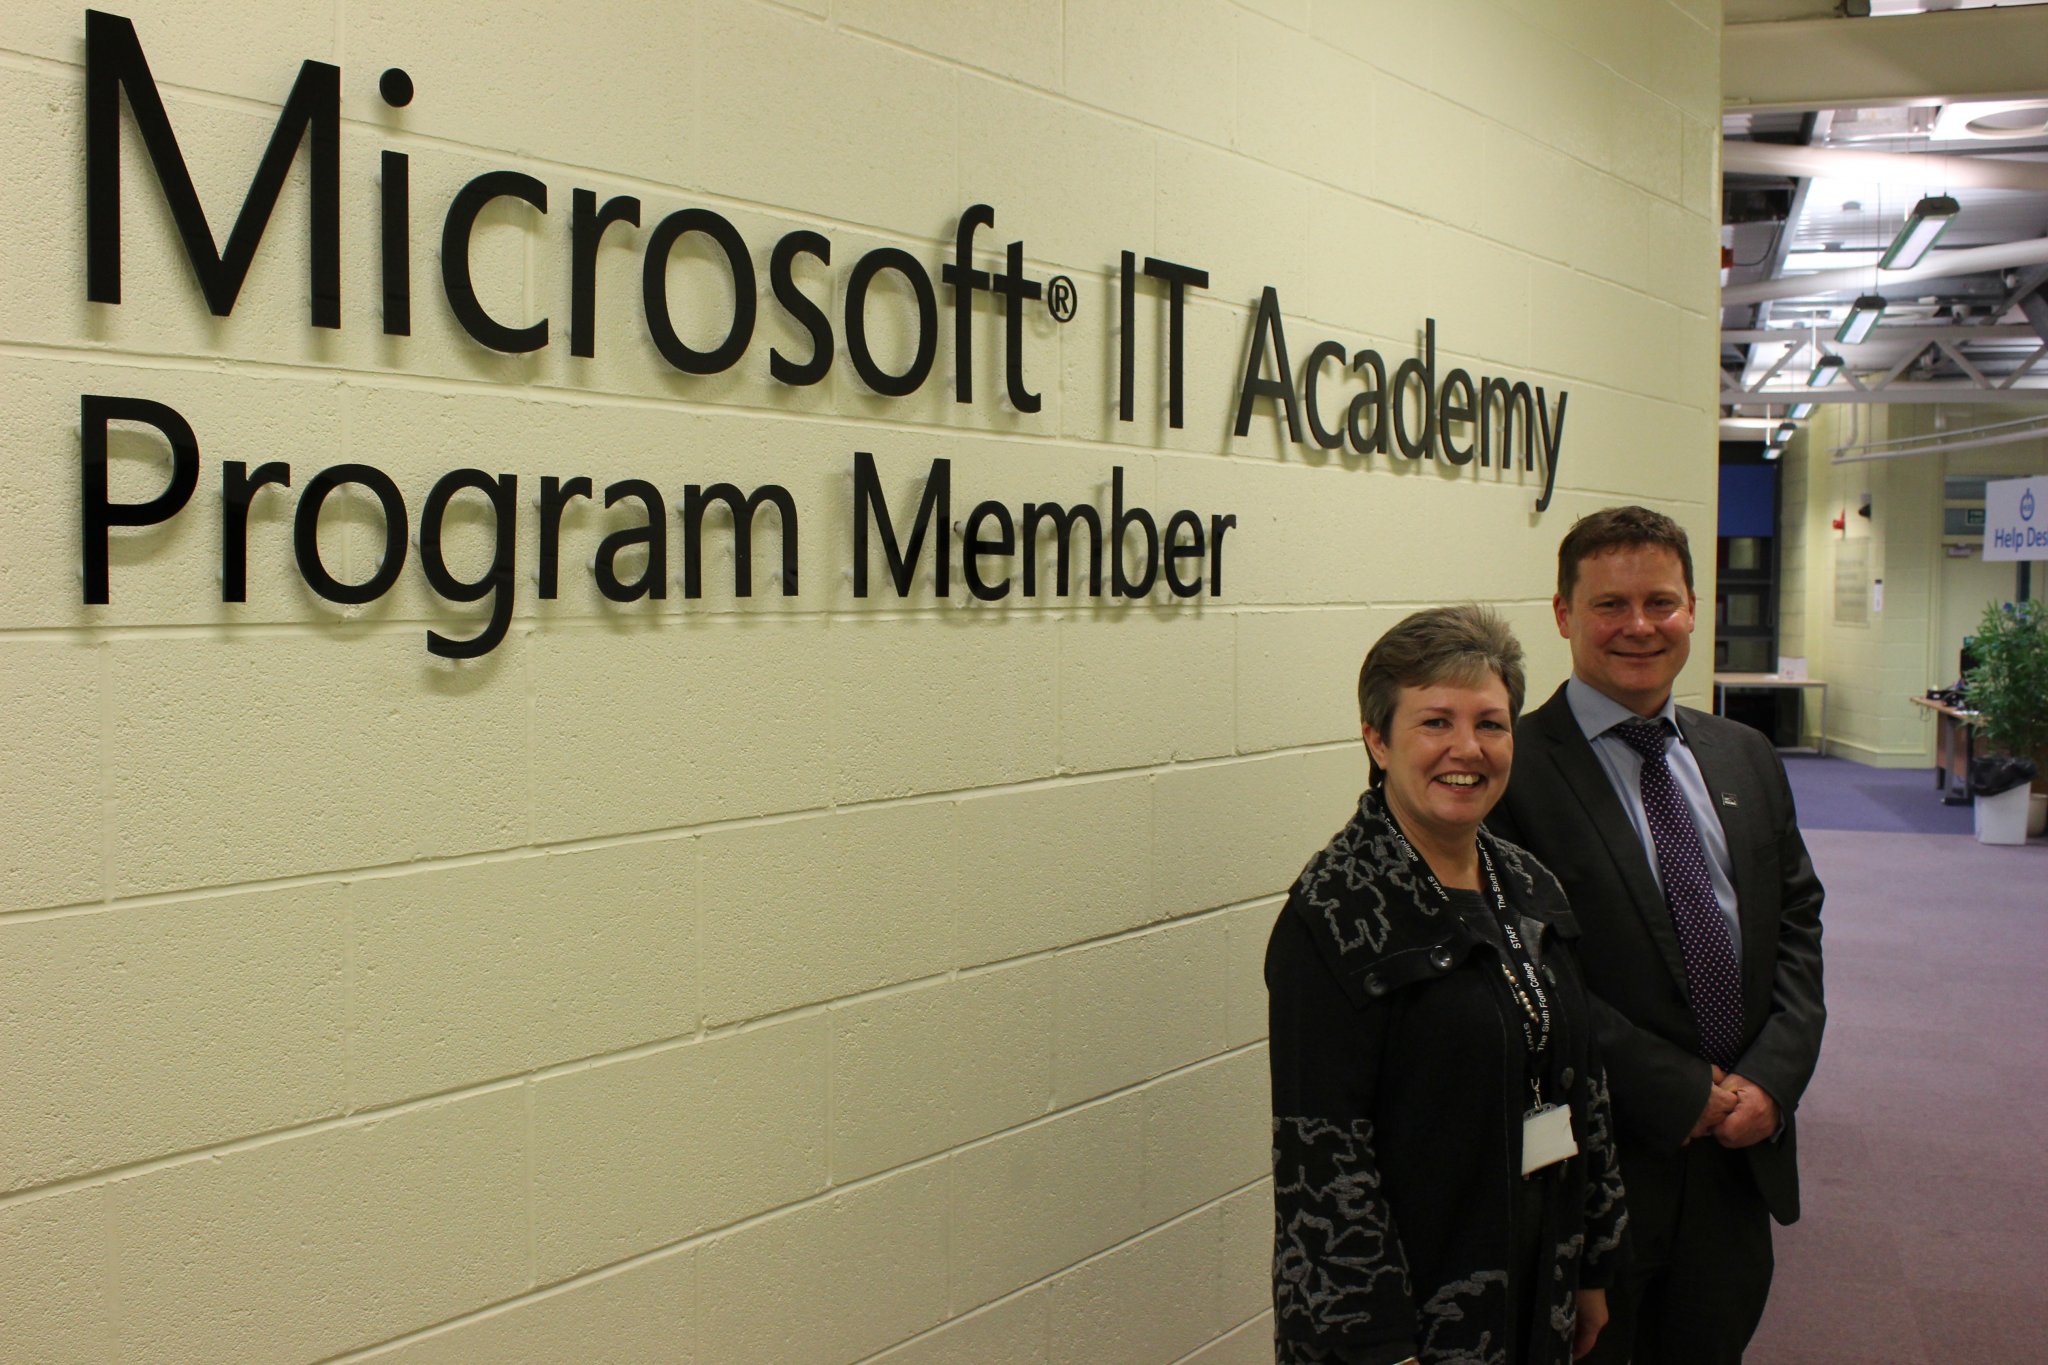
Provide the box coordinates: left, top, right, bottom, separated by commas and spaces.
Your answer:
0, 1, 1722, 1361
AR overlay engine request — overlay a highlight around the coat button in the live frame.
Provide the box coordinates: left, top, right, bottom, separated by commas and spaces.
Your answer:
1430, 947, 1454, 971
1364, 973, 1387, 997
1561, 1067, 1576, 1088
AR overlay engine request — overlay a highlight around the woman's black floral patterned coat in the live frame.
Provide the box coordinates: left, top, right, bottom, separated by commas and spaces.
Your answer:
1268, 789, 1629, 1365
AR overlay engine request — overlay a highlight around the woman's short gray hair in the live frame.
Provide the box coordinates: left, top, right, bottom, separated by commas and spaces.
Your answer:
1356, 605, 1526, 784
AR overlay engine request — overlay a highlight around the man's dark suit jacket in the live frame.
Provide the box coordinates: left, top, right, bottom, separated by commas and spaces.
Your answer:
1488, 682, 1825, 1224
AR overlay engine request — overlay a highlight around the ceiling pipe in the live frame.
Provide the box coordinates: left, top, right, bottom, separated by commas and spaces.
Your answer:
1722, 140, 2048, 194
1831, 412, 2048, 463
1722, 237, 2048, 306
1721, 324, 2040, 345
1727, 385, 2048, 406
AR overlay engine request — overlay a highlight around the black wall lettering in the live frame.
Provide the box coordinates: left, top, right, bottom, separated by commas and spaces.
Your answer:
993, 240, 1042, 413
569, 190, 642, 358
845, 249, 937, 398
852, 451, 948, 597
943, 205, 994, 405
65, 16, 1577, 646
1233, 286, 1302, 443
769, 230, 833, 387
538, 475, 592, 600
963, 499, 1015, 601
1440, 367, 1476, 465
442, 170, 549, 352
1390, 318, 1437, 460
643, 207, 758, 374
294, 464, 407, 605
1536, 390, 1568, 513
1302, 339, 1348, 451
594, 479, 667, 602
1144, 257, 1208, 429
681, 482, 798, 598
221, 459, 291, 602
380, 150, 411, 336
79, 393, 200, 604
1117, 250, 1137, 423
1163, 509, 1205, 598
1021, 502, 1103, 597
1347, 349, 1389, 455
1111, 466, 1157, 599
86, 9, 340, 326
418, 468, 517, 658
1207, 514, 1235, 595
1479, 376, 1536, 471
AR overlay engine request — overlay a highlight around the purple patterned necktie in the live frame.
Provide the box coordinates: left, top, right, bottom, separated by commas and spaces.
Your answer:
1612, 717, 1744, 1069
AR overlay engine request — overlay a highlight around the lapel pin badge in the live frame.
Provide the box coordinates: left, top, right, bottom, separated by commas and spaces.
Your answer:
1720, 793, 1739, 808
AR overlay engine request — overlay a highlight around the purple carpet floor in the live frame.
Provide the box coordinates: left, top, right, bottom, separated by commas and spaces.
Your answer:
1746, 758, 2048, 1364
1778, 754, 1974, 837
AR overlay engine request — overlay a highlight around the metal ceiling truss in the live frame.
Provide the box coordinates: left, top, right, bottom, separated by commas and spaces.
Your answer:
1724, 334, 2048, 405
1719, 4, 2048, 421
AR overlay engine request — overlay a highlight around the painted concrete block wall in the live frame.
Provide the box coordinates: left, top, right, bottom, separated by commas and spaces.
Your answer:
1782, 406, 2047, 762
1783, 405, 1922, 764
0, 2, 1719, 1361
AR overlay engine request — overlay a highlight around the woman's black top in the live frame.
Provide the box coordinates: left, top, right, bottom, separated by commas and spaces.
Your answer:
1268, 789, 1628, 1365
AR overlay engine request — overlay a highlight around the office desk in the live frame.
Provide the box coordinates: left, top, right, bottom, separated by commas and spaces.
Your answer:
1712, 673, 1828, 754
1909, 695, 1979, 805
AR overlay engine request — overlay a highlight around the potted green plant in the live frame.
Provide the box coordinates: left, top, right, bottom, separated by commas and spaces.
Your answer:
1963, 597, 2048, 840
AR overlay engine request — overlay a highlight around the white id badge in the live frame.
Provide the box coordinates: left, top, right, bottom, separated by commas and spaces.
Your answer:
1520, 1104, 1578, 1175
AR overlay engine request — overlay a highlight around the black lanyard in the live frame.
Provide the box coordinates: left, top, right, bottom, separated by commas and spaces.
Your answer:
1387, 823, 1555, 1080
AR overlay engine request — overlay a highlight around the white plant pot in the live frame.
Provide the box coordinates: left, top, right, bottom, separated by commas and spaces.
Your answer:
2030, 791, 2047, 839
1975, 784, 2031, 845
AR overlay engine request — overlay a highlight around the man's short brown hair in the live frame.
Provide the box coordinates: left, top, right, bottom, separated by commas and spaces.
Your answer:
1556, 505, 1695, 602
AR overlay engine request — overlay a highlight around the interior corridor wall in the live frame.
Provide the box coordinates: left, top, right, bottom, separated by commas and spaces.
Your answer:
1779, 404, 2048, 765
0, 2, 1723, 1360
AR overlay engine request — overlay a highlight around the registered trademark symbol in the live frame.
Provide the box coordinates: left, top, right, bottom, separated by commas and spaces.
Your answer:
1045, 275, 1077, 323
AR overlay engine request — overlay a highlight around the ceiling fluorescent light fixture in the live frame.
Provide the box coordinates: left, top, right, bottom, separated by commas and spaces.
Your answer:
1879, 195, 1959, 270
1808, 353, 1845, 387
1783, 250, 1886, 275
1788, 402, 1814, 420
1835, 294, 1886, 345
1762, 444, 1781, 461
1776, 421, 1797, 444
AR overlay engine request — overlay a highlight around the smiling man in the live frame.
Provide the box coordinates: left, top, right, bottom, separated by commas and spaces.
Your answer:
1487, 506, 1825, 1365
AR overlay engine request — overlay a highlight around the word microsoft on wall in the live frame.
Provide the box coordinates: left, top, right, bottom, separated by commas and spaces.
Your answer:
73, 9, 1568, 657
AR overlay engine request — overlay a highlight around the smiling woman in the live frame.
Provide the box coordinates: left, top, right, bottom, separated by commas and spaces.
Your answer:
1360, 669, 1517, 893
1267, 605, 1628, 1365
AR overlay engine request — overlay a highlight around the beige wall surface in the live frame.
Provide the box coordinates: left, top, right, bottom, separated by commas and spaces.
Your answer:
0, 2, 1721, 1360
1779, 407, 2047, 765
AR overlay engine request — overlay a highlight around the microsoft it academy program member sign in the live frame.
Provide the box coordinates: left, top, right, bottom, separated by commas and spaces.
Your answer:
70, 9, 1574, 657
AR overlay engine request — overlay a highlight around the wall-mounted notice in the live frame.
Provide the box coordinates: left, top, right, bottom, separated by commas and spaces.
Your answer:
1983, 475, 2048, 561
1833, 539, 1869, 626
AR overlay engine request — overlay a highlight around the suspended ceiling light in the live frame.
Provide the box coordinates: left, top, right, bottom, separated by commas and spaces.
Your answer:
1762, 444, 1781, 461
1879, 195, 1960, 270
1835, 293, 1887, 344
1783, 249, 1887, 275
1808, 352, 1845, 387
1776, 421, 1798, 443
1788, 402, 1815, 419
